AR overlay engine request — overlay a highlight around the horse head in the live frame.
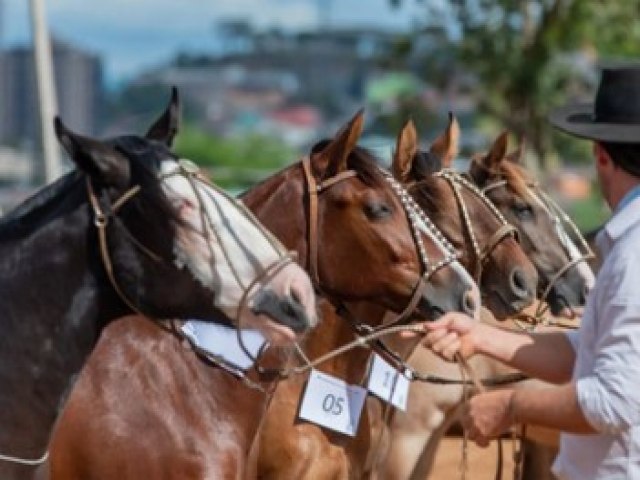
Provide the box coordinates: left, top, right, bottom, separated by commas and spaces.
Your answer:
392, 115, 538, 319
468, 132, 595, 316
54, 88, 316, 344
301, 110, 479, 321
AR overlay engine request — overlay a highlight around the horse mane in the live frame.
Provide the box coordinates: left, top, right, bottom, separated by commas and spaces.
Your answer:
0, 171, 84, 239
470, 154, 533, 200
497, 161, 534, 200
0, 136, 184, 241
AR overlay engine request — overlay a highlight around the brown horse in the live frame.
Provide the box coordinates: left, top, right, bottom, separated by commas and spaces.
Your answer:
46, 110, 476, 479
253, 117, 538, 479
381, 130, 595, 480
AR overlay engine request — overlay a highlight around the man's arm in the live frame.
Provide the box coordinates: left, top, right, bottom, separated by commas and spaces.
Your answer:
421, 313, 576, 384
463, 382, 595, 447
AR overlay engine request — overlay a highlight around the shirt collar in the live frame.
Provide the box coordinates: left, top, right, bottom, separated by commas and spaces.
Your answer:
598, 186, 640, 253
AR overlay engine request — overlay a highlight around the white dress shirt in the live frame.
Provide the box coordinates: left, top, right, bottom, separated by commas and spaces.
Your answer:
553, 191, 640, 479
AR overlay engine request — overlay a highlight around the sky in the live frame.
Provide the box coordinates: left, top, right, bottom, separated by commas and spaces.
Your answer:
2, 0, 426, 86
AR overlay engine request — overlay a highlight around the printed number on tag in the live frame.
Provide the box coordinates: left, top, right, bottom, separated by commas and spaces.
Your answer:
298, 369, 367, 436
367, 354, 410, 411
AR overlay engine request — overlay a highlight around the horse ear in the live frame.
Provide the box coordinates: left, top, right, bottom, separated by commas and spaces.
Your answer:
392, 119, 418, 182
54, 117, 130, 188
145, 86, 180, 147
506, 137, 526, 164
483, 131, 509, 168
317, 109, 364, 177
468, 131, 509, 186
429, 112, 459, 168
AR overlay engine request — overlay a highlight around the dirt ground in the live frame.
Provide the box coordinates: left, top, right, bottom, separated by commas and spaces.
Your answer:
428, 435, 517, 479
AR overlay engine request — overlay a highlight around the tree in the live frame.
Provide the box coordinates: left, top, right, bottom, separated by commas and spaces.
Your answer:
392, 0, 640, 170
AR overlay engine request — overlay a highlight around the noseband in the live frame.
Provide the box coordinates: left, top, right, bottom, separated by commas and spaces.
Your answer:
86, 159, 296, 321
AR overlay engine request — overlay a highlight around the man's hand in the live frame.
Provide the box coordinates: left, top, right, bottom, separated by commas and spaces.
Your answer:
462, 389, 515, 447
404, 312, 484, 361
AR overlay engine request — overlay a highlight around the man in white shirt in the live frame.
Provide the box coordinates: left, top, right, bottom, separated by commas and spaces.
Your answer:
420, 66, 640, 479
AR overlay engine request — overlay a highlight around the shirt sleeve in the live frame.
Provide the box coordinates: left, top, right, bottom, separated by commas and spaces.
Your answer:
564, 329, 580, 353
575, 294, 640, 434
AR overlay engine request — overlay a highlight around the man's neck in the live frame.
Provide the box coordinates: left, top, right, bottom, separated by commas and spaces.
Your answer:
608, 172, 640, 211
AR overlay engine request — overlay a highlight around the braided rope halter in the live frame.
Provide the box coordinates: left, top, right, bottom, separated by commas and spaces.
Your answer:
435, 169, 518, 283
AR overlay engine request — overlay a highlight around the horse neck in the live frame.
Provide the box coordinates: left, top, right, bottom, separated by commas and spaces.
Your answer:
240, 165, 309, 264
0, 204, 123, 462
294, 299, 375, 384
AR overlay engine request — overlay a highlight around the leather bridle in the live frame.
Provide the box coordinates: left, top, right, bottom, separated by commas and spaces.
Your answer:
481, 178, 594, 329
301, 156, 459, 331
434, 169, 518, 283
86, 158, 297, 322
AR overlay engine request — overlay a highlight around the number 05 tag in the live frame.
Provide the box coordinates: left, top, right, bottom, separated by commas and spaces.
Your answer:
298, 369, 368, 436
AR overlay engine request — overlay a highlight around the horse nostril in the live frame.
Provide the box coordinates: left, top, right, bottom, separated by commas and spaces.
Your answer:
582, 284, 591, 302
510, 267, 530, 299
462, 290, 477, 316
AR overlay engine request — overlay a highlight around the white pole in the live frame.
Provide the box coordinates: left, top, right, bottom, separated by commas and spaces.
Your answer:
29, 0, 61, 183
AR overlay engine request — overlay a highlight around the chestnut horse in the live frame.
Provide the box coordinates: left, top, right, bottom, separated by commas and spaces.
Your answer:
46, 110, 477, 479
253, 118, 538, 479
1, 91, 317, 480
381, 129, 595, 480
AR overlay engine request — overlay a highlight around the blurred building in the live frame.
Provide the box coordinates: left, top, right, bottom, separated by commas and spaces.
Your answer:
0, 39, 104, 147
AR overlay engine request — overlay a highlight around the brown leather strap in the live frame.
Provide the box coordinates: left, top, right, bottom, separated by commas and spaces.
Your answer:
301, 156, 357, 287
476, 223, 518, 278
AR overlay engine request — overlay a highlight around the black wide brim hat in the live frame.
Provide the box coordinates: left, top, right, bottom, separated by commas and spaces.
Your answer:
550, 66, 640, 143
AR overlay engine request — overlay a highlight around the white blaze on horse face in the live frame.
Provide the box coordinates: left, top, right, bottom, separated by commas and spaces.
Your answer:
159, 159, 317, 341
531, 192, 596, 294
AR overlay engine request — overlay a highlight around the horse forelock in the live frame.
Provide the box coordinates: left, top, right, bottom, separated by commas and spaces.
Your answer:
499, 161, 534, 200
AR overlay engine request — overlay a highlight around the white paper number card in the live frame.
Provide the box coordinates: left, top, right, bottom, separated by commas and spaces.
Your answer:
367, 354, 410, 411
298, 369, 368, 436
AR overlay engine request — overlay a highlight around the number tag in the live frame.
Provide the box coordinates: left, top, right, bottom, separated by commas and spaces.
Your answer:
181, 320, 265, 371
298, 369, 367, 437
366, 354, 411, 411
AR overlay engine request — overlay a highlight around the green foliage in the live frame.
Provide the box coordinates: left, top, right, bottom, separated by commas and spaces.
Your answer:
567, 188, 609, 233
392, 0, 640, 169
174, 125, 296, 190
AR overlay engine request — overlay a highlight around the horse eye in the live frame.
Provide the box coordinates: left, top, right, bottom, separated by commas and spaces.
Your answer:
364, 202, 392, 220
512, 201, 533, 219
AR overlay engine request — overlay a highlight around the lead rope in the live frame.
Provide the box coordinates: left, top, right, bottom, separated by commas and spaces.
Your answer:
0, 451, 49, 467
456, 352, 485, 480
